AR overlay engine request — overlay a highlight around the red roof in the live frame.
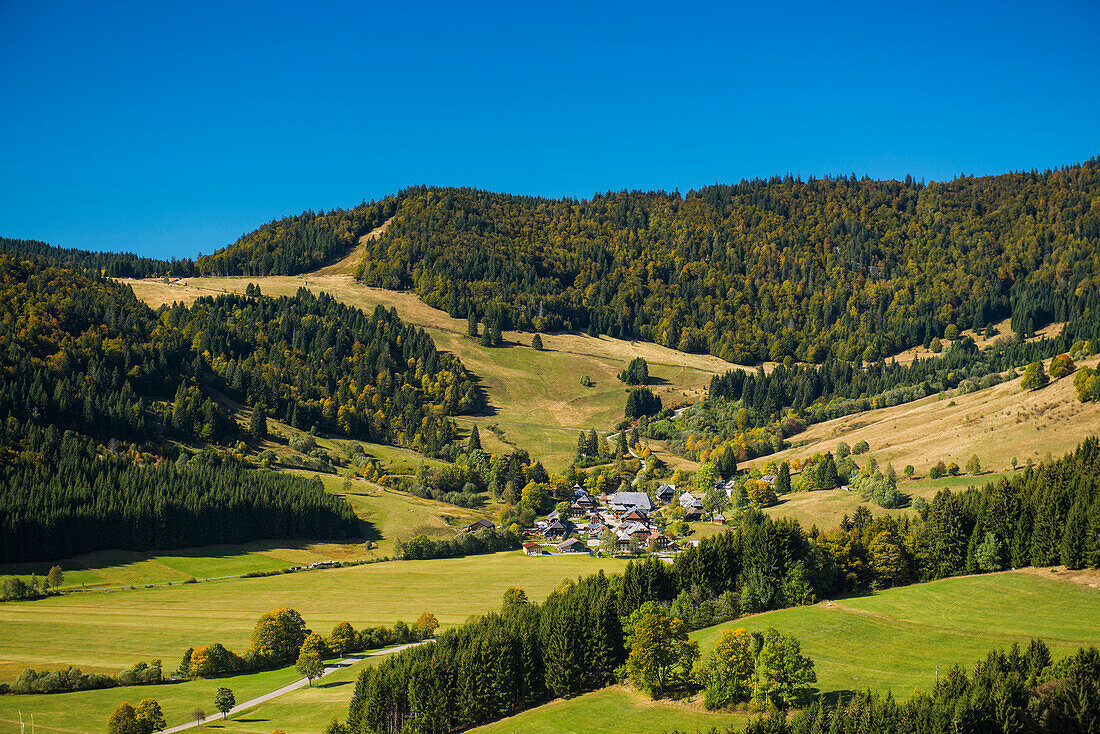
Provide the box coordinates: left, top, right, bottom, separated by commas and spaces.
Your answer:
522, 541, 541, 549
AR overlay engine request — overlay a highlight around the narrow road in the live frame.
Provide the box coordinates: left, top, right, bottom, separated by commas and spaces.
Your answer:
162, 640, 429, 733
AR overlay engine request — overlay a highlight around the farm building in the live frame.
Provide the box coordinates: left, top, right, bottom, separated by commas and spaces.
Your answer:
522, 542, 543, 556
463, 519, 495, 533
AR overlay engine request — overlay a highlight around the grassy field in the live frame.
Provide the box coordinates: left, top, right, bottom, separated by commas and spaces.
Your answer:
745, 354, 1100, 478
122, 274, 729, 470
692, 570, 1100, 697
470, 686, 748, 734
0, 663, 303, 734
0, 552, 625, 679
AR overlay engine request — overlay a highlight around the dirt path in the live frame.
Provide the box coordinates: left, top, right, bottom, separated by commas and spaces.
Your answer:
162, 639, 427, 733
311, 216, 394, 276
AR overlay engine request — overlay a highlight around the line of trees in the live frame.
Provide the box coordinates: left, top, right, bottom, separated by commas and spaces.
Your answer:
0, 427, 360, 562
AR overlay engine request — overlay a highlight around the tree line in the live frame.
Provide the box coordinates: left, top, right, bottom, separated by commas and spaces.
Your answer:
346, 162, 1100, 364
0, 237, 194, 278
0, 426, 359, 562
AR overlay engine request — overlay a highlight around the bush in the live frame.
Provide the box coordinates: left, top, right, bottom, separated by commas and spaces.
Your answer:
852, 440, 869, 455
1020, 361, 1049, 391
1049, 353, 1075, 380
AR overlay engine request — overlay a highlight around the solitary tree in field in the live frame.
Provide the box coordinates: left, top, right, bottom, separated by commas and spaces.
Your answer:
296, 650, 324, 686
904, 465, 915, 480
966, 454, 982, 475
1020, 361, 1049, 390
191, 707, 206, 727
531, 333, 543, 350
214, 687, 235, 718
1049, 353, 1075, 380
466, 312, 478, 337
47, 565, 63, 590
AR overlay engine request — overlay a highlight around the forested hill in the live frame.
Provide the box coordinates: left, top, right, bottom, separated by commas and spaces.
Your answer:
351, 162, 1100, 363
195, 195, 399, 276
0, 254, 482, 561
0, 236, 194, 278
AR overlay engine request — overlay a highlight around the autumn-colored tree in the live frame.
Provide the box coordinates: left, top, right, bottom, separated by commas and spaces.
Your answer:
625, 612, 699, 698
327, 622, 359, 656
413, 611, 440, 639
135, 698, 166, 733
696, 627, 756, 709
300, 631, 330, 660
501, 587, 529, 612
248, 608, 309, 664
1049, 353, 1075, 380
46, 565, 63, 590
107, 703, 142, 734
1021, 361, 1049, 390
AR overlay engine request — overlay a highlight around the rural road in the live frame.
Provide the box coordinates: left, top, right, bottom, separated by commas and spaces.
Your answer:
161, 640, 429, 733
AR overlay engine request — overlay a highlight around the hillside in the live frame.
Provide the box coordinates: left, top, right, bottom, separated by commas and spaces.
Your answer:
744, 352, 1100, 475
178, 162, 1100, 367
122, 272, 730, 468
0, 254, 485, 563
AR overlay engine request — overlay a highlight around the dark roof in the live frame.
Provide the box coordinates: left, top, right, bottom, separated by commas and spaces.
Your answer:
464, 519, 495, 531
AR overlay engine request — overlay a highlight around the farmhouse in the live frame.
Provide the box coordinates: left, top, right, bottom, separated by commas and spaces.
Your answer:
463, 519, 495, 533
656, 483, 677, 504
609, 491, 654, 515
555, 538, 587, 554
522, 541, 543, 556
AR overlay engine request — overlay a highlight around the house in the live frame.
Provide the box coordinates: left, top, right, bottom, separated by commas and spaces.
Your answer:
555, 538, 587, 554
569, 502, 589, 519
761, 474, 777, 486
714, 513, 726, 525
609, 491, 654, 515
572, 487, 597, 508
656, 483, 677, 504
622, 508, 650, 525
463, 519, 495, 533
648, 531, 673, 551
522, 541, 543, 556
683, 506, 704, 522
546, 509, 560, 522
679, 491, 697, 508
544, 518, 575, 539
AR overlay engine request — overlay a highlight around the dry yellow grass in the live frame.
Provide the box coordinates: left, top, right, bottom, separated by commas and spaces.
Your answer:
746, 354, 1100, 476
888, 317, 1064, 365
120, 273, 728, 468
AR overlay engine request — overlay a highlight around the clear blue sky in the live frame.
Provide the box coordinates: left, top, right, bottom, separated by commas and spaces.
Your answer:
2, 0, 1098, 260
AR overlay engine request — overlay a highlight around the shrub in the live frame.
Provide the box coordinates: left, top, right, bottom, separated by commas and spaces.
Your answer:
852, 440, 869, 455
1049, 353, 1075, 380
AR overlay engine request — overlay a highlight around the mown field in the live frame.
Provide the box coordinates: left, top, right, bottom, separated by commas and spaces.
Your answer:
0, 552, 625, 679
692, 570, 1100, 697
122, 274, 729, 469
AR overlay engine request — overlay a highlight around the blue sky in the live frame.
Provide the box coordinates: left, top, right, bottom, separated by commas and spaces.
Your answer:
1, 0, 1098, 259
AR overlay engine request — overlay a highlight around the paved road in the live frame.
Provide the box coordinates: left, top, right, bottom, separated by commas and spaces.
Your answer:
162, 641, 429, 733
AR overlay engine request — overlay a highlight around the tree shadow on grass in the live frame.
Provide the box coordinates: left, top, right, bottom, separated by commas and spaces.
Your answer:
318, 679, 353, 689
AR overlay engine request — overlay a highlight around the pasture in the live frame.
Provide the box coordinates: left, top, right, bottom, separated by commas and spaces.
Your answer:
692, 570, 1100, 697
0, 552, 625, 679
122, 274, 728, 470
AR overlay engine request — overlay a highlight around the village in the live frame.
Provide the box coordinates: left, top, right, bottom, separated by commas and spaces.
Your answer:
461, 474, 780, 558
